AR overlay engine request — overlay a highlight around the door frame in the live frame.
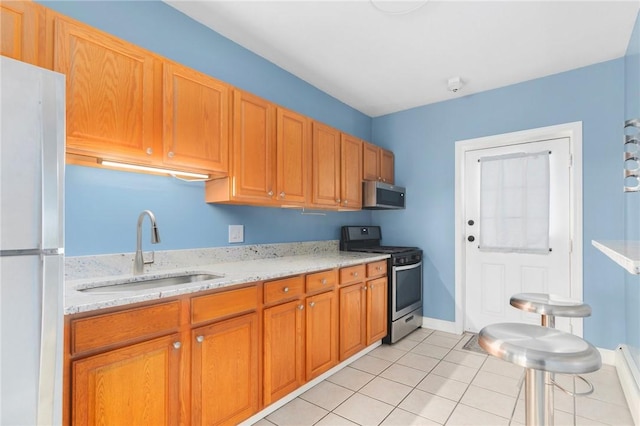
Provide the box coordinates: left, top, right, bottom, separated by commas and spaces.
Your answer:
454, 122, 583, 335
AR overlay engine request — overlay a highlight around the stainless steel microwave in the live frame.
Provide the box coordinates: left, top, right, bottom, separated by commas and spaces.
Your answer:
362, 181, 406, 209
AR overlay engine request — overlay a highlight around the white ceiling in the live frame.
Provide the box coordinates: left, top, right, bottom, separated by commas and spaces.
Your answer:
165, 0, 640, 117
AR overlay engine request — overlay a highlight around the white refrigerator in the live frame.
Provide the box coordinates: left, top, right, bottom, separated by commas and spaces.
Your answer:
0, 56, 65, 425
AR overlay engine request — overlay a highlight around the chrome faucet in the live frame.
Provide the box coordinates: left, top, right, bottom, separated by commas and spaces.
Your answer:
133, 210, 161, 275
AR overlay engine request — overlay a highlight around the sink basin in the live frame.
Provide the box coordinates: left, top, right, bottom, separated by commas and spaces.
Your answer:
78, 273, 223, 293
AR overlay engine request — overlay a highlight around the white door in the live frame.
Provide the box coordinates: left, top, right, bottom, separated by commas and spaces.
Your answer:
464, 137, 573, 334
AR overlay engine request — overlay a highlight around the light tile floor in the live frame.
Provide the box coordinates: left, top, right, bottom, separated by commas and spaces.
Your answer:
253, 328, 634, 426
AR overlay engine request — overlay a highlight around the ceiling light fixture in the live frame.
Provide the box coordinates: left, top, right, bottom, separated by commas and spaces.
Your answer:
99, 160, 210, 180
369, 0, 428, 16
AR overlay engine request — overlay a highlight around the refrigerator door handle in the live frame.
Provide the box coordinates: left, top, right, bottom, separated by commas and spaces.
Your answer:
37, 254, 63, 426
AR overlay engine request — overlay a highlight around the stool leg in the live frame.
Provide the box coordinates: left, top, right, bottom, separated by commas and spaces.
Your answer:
545, 372, 555, 426
525, 368, 549, 426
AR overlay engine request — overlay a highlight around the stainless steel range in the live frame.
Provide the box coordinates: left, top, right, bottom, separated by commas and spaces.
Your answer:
340, 226, 423, 343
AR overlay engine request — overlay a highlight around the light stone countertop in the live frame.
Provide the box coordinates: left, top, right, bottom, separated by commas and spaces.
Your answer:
65, 247, 389, 315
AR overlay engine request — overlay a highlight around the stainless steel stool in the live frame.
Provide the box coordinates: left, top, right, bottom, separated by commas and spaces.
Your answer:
479, 323, 601, 426
510, 293, 592, 425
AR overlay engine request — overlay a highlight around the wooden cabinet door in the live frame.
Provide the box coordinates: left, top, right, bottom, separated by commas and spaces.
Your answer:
163, 62, 230, 174
306, 291, 338, 380
340, 134, 363, 209
232, 90, 276, 202
54, 18, 155, 162
0, 1, 45, 67
362, 142, 380, 181
192, 313, 259, 426
276, 108, 310, 205
366, 277, 388, 345
339, 283, 366, 360
380, 148, 395, 184
311, 122, 341, 207
72, 334, 182, 425
263, 300, 304, 405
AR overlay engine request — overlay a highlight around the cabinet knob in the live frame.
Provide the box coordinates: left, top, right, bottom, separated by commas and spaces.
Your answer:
344, 200, 349, 205
283, 286, 289, 293
298, 304, 304, 310
353, 272, 359, 277
173, 341, 182, 349
370, 284, 375, 289
168, 151, 175, 158
321, 278, 327, 285
378, 176, 382, 181
280, 192, 285, 198
362, 286, 367, 291
309, 302, 315, 308
196, 335, 204, 343
377, 266, 382, 271
146, 148, 153, 155
336, 199, 341, 203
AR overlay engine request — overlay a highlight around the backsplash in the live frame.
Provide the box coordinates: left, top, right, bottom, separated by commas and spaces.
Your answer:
65, 240, 339, 280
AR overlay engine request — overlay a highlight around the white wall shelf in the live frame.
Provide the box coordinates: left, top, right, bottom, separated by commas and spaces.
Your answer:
592, 240, 640, 275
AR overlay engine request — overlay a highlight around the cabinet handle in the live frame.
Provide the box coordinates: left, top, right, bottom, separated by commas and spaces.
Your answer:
283, 286, 289, 293
280, 192, 285, 198
321, 278, 327, 285
298, 304, 304, 310
146, 148, 153, 155
196, 335, 204, 343
173, 341, 181, 349
309, 302, 315, 308
268, 190, 274, 196
168, 151, 175, 158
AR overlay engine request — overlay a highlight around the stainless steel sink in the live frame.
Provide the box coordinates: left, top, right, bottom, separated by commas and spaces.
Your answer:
78, 273, 223, 293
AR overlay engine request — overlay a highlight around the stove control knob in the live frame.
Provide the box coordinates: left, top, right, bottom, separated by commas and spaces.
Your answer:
468, 235, 475, 242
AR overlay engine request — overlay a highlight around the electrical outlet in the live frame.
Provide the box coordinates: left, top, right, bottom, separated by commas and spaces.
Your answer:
228, 225, 244, 243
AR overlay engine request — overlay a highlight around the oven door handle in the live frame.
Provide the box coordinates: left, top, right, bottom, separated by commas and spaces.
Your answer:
393, 261, 422, 272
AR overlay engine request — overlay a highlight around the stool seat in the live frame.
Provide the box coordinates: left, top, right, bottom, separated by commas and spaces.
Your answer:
510, 293, 591, 318
479, 323, 601, 374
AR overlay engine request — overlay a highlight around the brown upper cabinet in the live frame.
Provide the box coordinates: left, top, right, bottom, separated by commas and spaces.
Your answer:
163, 61, 230, 174
311, 122, 341, 208
276, 108, 311, 206
340, 134, 363, 209
0, 1, 46, 67
363, 142, 395, 184
54, 17, 157, 164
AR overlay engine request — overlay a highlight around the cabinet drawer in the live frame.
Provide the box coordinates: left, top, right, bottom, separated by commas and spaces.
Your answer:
339, 264, 366, 285
191, 286, 258, 324
306, 269, 337, 293
264, 275, 304, 305
70, 301, 181, 355
367, 260, 387, 278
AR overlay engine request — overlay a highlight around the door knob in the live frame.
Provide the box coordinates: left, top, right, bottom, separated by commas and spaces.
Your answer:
467, 235, 475, 242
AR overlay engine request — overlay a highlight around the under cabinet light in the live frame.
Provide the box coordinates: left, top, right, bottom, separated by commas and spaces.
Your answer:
99, 160, 210, 180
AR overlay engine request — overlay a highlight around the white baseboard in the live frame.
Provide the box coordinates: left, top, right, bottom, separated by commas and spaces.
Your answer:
598, 346, 616, 366
616, 345, 640, 426
422, 316, 460, 334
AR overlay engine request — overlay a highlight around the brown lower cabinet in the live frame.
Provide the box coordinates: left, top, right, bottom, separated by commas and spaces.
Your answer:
71, 333, 182, 425
66, 262, 386, 425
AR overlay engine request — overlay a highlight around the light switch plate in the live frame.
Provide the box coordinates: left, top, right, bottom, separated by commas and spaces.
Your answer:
228, 225, 244, 243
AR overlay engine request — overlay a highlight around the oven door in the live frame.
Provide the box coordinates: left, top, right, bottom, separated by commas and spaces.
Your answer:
391, 261, 423, 321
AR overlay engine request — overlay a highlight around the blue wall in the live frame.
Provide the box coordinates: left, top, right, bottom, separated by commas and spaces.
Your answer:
624, 11, 640, 373
39, 0, 374, 256
372, 60, 627, 350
